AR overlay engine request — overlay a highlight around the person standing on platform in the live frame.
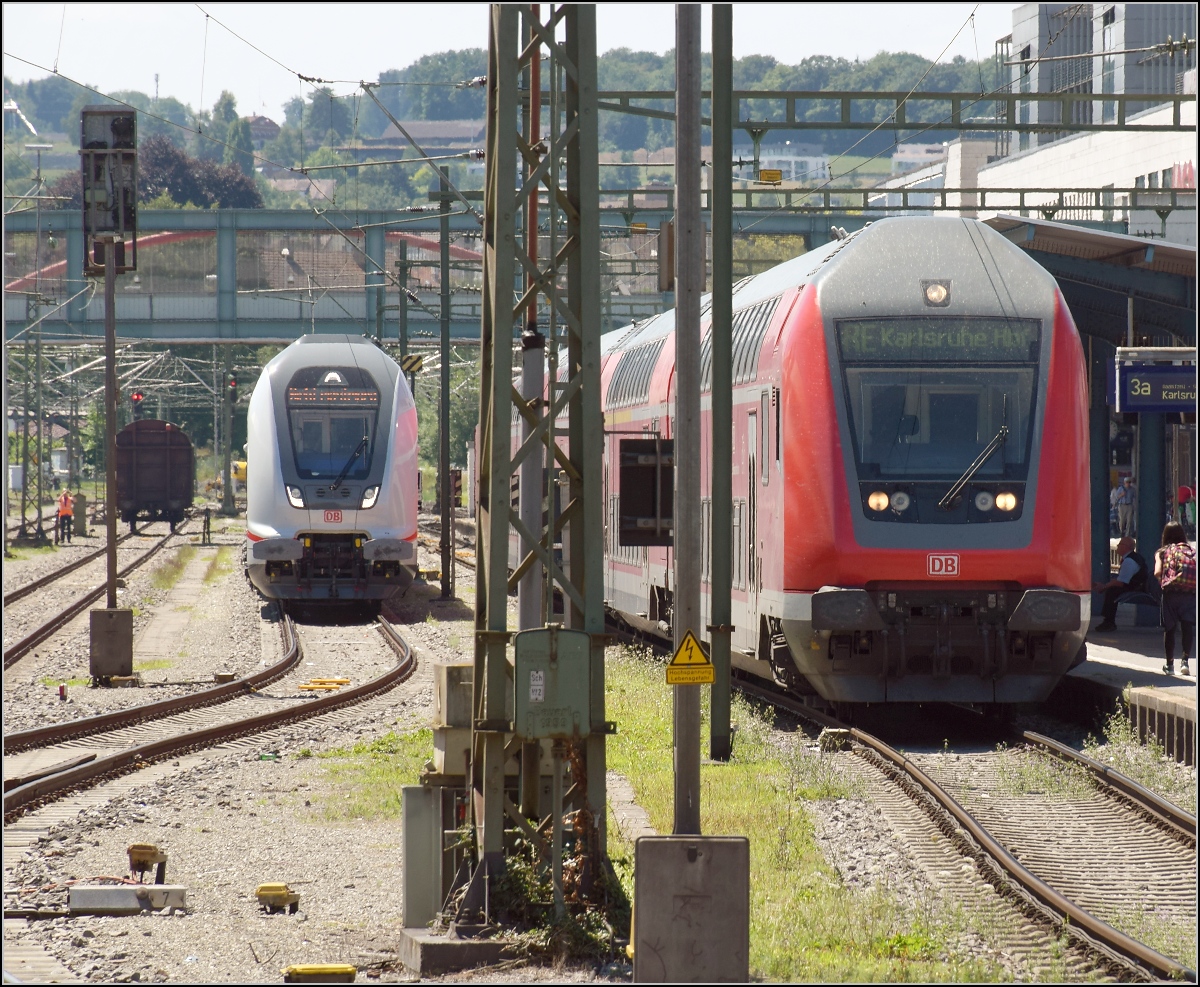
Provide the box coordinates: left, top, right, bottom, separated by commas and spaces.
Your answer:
1115, 476, 1137, 538
1154, 521, 1195, 676
56, 488, 74, 545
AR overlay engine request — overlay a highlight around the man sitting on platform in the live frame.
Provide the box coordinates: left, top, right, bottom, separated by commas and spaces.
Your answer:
1092, 536, 1148, 633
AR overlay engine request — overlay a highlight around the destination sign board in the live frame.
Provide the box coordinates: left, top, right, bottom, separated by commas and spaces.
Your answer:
1116, 363, 1197, 414
837, 319, 1040, 363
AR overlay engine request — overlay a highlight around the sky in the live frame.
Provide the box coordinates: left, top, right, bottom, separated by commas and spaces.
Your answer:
4, 3, 1020, 126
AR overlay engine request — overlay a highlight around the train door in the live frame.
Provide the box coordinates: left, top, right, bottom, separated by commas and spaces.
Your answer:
747, 410, 758, 612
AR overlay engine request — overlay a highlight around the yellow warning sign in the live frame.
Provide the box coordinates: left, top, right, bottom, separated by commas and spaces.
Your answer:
758, 168, 783, 184
666, 630, 714, 685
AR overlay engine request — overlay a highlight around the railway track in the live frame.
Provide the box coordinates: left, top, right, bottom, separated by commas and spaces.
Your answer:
3, 533, 136, 607
3, 527, 182, 670
736, 678, 1197, 983
3, 615, 415, 823
3, 611, 299, 757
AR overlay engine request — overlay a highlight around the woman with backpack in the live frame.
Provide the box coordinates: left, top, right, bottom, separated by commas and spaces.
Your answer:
1154, 521, 1196, 676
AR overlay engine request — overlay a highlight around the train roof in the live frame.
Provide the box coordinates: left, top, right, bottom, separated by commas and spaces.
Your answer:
599, 216, 1044, 357
265, 333, 399, 385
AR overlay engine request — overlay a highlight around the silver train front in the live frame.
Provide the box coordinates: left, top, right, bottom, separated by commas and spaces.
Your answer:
244, 335, 419, 603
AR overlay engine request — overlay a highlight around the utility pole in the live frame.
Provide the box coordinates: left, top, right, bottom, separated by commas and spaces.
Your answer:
518, 3, 547, 819
672, 2, 703, 837
709, 4, 734, 761
35, 327, 46, 543
396, 242, 410, 364
438, 169, 454, 599
20, 337, 32, 541
222, 349, 234, 515
103, 236, 119, 603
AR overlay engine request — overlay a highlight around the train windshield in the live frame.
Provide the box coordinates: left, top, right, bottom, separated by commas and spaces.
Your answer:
836, 318, 1040, 480
285, 367, 380, 480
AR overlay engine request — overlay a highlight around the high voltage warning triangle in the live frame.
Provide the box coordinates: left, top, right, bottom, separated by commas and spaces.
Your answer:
666, 629, 714, 685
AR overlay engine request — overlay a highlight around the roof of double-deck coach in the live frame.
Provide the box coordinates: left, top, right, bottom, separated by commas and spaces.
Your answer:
984, 215, 1196, 345
599, 229, 853, 358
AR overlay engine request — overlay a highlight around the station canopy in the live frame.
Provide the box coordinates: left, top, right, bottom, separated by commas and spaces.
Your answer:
984, 215, 1196, 347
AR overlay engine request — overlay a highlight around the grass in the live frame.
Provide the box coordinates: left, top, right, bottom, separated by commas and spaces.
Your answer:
993, 745, 1095, 800
203, 545, 236, 584
604, 646, 1000, 982
312, 729, 434, 821
1083, 701, 1197, 815
150, 545, 196, 592
40, 676, 90, 688
5, 544, 59, 560
134, 659, 173, 671
1106, 902, 1197, 971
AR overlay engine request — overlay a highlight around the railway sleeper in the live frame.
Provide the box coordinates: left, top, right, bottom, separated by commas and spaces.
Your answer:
854, 745, 1156, 982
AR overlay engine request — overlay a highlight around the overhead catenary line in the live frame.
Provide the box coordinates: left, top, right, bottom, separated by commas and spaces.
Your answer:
297, 150, 485, 173
360, 84, 483, 223
1004, 37, 1196, 66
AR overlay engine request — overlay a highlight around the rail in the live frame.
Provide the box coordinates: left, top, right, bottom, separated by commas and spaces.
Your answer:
1023, 730, 1196, 842
734, 678, 1195, 983
3, 533, 136, 607
4, 529, 179, 669
3, 616, 414, 822
3, 613, 299, 754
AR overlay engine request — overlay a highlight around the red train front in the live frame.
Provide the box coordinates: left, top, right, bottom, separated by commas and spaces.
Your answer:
601, 216, 1090, 706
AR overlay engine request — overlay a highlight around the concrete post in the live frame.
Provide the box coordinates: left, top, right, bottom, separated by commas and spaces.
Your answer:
673, 2, 703, 837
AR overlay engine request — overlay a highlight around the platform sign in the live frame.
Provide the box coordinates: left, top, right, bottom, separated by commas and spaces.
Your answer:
666, 629, 713, 685
1115, 362, 1196, 414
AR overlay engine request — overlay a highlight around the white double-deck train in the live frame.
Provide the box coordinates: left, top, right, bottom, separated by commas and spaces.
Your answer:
245, 335, 419, 609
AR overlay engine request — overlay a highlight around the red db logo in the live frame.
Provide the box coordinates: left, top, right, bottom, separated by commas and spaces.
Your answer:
323, 509, 343, 523
927, 553, 959, 577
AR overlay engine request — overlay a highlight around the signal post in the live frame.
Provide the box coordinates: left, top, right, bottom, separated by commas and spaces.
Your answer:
81, 105, 137, 683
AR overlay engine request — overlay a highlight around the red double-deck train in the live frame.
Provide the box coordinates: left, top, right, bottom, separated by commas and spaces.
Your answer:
601, 216, 1090, 706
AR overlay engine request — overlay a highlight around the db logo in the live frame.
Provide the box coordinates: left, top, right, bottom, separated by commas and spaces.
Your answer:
927, 553, 960, 577
323, 509, 343, 523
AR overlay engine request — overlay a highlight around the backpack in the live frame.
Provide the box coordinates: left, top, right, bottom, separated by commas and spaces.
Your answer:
1158, 543, 1197, 594
1125, 550, 1150, 593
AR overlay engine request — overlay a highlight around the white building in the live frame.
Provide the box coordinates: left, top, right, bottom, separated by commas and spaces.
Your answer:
733, 144, 829, 184
891, 143, 948, 174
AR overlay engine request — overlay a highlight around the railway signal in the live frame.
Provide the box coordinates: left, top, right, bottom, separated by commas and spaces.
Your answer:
227, 373, 237, 404
130, 390, 145, 420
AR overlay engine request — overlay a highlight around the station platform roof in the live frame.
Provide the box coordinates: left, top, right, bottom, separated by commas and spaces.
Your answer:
984, 214, 1196, 347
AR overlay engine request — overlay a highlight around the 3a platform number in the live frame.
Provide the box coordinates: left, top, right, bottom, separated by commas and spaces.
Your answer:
1129, 378, 1152, 396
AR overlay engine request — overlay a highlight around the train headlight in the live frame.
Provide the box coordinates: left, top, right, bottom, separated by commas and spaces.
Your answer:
867, 491, 889, 512
286, 485, 305, 508
361, 486, 380, 509
890, 490, 911, 512
974, 491, 995, 512
995, 491, 1018, 512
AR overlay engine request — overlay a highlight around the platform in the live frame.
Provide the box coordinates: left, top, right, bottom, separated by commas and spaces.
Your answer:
1051, 619, 1196, 766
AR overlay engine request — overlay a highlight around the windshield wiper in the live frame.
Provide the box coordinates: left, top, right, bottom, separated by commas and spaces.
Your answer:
330, 436, 368, 491
938, 396, 1008, 511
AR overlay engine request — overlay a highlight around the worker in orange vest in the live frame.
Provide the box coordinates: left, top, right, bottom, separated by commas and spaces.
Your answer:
56, 488, 74, 545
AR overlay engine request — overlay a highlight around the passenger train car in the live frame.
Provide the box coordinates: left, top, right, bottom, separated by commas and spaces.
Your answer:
602, 217, 1090, 705
245, 335, 419, 608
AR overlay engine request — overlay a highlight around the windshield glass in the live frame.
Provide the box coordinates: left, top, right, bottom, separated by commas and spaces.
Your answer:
286, 366, 380, 480
837, 318, 1040, 480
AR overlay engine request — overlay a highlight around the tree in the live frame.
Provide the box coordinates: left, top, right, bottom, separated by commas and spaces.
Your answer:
213, 91, 238, 128
388, 50, 488, 121
283, 97, 305, 128
137, 135, 263, 208
224, 118, 255, 176
303, 87, 351, 142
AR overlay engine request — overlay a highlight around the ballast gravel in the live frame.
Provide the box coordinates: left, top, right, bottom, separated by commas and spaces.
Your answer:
5, 513, 1118, 982
3, 528, 258, 734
